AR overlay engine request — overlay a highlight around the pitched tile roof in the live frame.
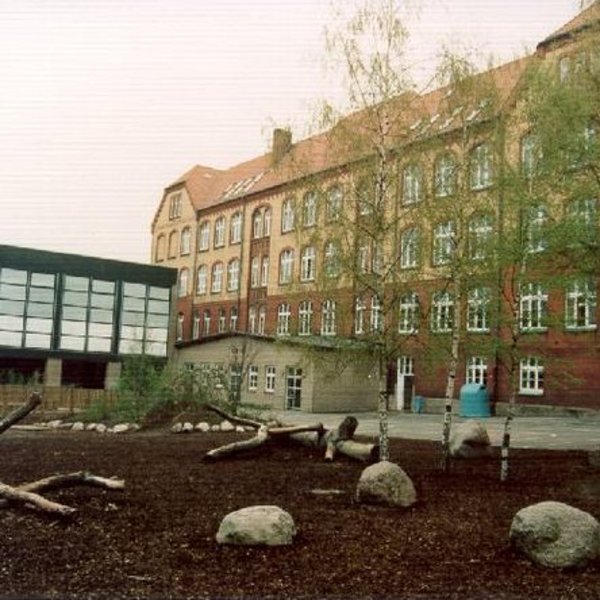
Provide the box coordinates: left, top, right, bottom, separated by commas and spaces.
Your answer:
538, 1, 600, 48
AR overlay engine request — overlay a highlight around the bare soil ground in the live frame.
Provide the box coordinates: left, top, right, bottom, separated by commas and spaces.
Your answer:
0, 429, 598, 600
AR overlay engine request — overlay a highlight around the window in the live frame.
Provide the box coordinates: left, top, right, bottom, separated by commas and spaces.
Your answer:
567, 198, 598, 241
400, 227, 419, 269
521, 134, 539, 180
356, 180, 372, 215
525, 204, 549, 254
282, 198, 295, 232
520, 357, 544, 395
559, 56, 571, 83
431, 291, 454, 333
196, 265, 208, 295
300, 246, 316, 282
230, 212, 242, 244
402, 164, 422, 204
214, 217, 226, 248
303, 192, 317, 227
467, 287, 490, 332
520, 283, 548, 331
168, 231, 178, 258
435, 154, 455, 197
251, 257, 260, 288
227, 259, 240, 292
298, 300, 313, 335
180, 227, 191, 255
263, 208, 272, 236
261, 257, 269, 287
398, 356, 414, 376
371, 241, 384, 275
279, 249, 294, 284
324, 241, 340, 278
277, 303, 291, 336
370, 295, 382, 333
218, 309, 226, 333
248, 306, 257, 334
398, 293, 419, 334
258, 306, 266, 334
229, 306, 238, 331
211, 263, 223, 293
203, 310, 211, 335
248, 366, 258, 391
265, 366, 276, 393
177, 268, 189, 298
355, 297, 365, 334
326, 186, 342, 222
252, 209, 263, 239
193, 312, 201, 339
466, 357, 488, 386
357, 241, 369, 273
565, 279, 597, 330
169, 192, 182, 220
468, 214, 493, 260
176, 313, 184, 341
433, 221, 456, 266
470, 143, 493, 190
198, 221, 210, 251
321, 299, 336, 336
155, 235, 165, 262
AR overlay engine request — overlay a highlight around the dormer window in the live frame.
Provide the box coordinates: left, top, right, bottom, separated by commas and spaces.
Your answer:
169, 192, 182, 220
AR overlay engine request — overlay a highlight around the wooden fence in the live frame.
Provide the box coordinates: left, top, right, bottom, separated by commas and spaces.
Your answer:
0, 385, 118, 415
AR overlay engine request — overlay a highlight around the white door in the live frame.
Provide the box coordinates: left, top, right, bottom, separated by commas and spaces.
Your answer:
396, 356, 414, 411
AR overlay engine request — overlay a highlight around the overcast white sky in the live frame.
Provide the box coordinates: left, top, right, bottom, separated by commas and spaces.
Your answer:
0, 0, 583, 264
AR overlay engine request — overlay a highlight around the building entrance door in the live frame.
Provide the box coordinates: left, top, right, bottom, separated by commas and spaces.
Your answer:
286, 367, 302, 410
396, 356, 414, 411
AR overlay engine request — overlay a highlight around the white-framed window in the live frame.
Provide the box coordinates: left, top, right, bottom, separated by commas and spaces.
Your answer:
466, 356, 488, 386
526, 204, 549, 254
298, 300, 313, 336
355, 297, 365, 335
398, 355, 414, 376
277, 303, 291, 336
198, 221, 210, 251
252, 209, 263, 239
176, 313, 184, 341
282, 198, 295, 232
565, 279, 597, 330
177, 268, 189, 298
155, 235, 165, 262
357, 241, 369, 274
203, 310, 211, 336
227, 259, 240, 292
435, 154, 455, 197
193, 312, 201, 339
400, 227, 419, 269
218, 309, 226, 333
248, 306, 257, 334
180, 227, 191, 255
300, 246, 316, 282
321, 299, 336, 336
468, 214, 493, 260
520, 283, 548, 331
168, 231, 178, 258
251, 257, 260, 288
263, 208, 272, 237
169, 192, 182, 220
431, 291, 454, 333
370, 295, 382, 333
559, 55, 571, 83
519, 357, 544, 395
258, 306, 266, 334
402, 164, 422, 204
279, 249, 294, 284
261, 257, 269, 287
356, 181, 372, 215
467, 287, 490, 332
229, 306, 238, 331
214, 217, 226, 248
265, 366, 276, 393
324, 241, 340, 278
398, 293, 419, 334
326, 186, 342, 222
521, 134, 539, 180
433, 221, 456, 266
470, 143, 493, 190
371, 241, 384, 275
211, 263, 223, 293
303, 191, 317, 227
567, 197, 597, 235
248, 366, 259, 391
230, 212, 242, 244
196, 265, 208, 295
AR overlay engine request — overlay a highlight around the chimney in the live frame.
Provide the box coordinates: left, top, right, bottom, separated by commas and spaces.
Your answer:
272, 128, 292, 165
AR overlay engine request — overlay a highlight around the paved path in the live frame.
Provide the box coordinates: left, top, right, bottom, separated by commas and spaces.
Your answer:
273, 411, 600, 451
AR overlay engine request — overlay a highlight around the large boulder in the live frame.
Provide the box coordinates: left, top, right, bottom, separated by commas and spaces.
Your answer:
449, 420, 492, 458
510, 501, 600, 568
356, 461, 417, 508
216, 505, 296, 546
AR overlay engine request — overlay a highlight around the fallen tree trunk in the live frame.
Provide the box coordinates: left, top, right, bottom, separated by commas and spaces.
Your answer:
204, 425, 270, 461
0, 392, 42, 434
324, 416, 358, 461
0, 482, 76, 517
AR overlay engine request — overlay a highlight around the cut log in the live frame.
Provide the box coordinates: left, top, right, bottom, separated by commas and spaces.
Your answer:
205, 404, 262, 429
0, 481, 76, 517
324, 416, 358, 461
0, 392, 42, 434
203, 425, 269, 461
336, 440, 379, 462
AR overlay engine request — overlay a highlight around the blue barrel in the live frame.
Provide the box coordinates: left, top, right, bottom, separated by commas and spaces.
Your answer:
411, 395, 425, 414
459, 383, 490, 418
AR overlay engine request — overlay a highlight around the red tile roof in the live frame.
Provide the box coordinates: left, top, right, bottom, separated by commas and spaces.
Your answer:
538, 1, 600, 48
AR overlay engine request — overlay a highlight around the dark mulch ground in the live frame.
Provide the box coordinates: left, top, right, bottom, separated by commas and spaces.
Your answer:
0, 429, 598, 600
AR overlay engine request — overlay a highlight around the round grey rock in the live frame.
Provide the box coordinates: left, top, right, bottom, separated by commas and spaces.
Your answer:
356, 460, 417, 508
216, 505, 296, 546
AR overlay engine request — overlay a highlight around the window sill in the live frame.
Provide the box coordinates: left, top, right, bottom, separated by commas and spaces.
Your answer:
565, 325, 597, 332
520, 327, 548, 333
519, 389, 544, 396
